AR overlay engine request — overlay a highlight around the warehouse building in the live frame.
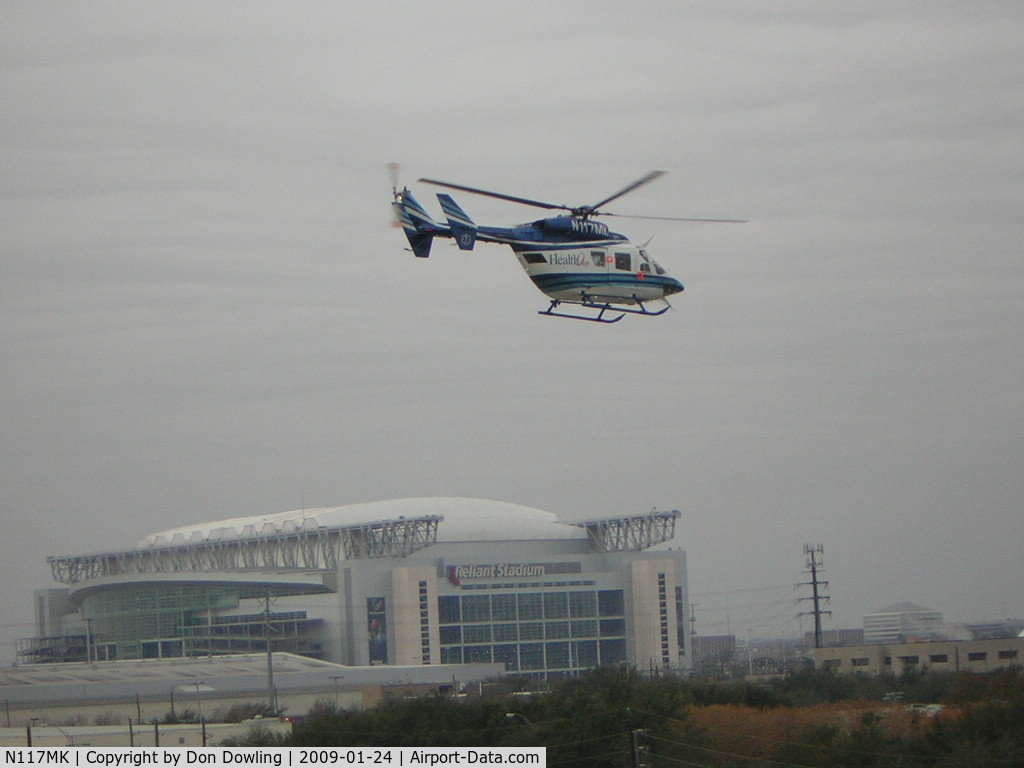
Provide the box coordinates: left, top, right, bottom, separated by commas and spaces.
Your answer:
813, 637, 1024, 676
22, 498, 689, 680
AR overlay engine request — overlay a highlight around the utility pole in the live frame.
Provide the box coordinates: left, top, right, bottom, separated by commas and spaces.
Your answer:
264, 592, 279, 714
688, 603, 698, 669
797, 544, 832, 648
629, 728, 649, 768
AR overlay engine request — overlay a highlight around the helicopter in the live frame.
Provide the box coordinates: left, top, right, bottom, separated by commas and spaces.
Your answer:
390, 165, 744, 323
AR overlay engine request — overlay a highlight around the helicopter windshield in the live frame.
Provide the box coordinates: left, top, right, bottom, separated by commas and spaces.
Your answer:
639, 249, 666, 275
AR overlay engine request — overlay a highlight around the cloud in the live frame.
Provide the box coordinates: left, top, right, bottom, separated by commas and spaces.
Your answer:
1, 2, 1022, 659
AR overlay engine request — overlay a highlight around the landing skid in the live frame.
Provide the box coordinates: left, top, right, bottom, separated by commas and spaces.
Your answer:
539, 294, 672, 324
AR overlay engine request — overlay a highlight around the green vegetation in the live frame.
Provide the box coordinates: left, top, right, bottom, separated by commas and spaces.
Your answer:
227, 666, 1024, 765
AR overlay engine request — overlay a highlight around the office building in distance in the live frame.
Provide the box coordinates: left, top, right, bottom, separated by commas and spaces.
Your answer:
863, 602, 943, 644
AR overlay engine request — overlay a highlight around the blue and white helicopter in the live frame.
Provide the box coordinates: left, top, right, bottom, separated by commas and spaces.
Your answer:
391, 165, 744, 323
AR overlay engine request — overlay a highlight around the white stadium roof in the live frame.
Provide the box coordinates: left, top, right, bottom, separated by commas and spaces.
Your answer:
137, 497, 587, 549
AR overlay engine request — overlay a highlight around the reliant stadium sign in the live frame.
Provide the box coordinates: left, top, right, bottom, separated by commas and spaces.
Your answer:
446, 563, 545, 585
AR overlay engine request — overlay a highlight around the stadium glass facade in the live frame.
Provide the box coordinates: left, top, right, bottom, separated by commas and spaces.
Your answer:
436, 589, 627, 673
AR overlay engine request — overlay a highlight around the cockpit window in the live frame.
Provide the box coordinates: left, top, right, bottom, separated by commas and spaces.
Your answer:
641, 249, 666, 275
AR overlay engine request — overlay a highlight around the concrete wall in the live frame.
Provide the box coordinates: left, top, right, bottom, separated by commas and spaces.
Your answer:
387, 566, 440, 666
627, 558, 681, 671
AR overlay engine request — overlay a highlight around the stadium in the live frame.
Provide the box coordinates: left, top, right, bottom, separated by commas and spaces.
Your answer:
25, 498, 689, 679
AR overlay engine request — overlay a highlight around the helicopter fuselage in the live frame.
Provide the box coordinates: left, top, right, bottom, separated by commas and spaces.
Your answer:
469, 218, 684, 306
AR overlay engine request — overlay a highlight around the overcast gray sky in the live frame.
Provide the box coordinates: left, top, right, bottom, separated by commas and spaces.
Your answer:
3, 2, 1022, 661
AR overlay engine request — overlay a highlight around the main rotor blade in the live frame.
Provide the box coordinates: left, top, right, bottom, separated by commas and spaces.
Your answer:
587, 170, 666, 213
601, 212, 748, 223
418, 178, 570, 212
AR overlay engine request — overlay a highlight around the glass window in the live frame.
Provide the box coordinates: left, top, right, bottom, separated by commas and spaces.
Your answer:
520, 643, 544, 670
569, 591, 597, 618
573, 640, 598, 668
929, 654, 948, 663
600, 638, 627, 666
465, 645, 492, 663
545, 621, 569, 639
463, 625, 492, 643
493, 644, 518, 671
493, 623, 518, 642
492, 594, 516, 621
614, 252, 631, 271
462, 595, 491, 622
439, 626, 461, 645
598, 590, 624, 617
967, 652, 986, 661
599, 619, 625, 637
523, 253, 547, 264
546, 642, 570, 669
590, 251, 605, 267
438, 596, 460, 624
440, 646, 462, 664
518, 594, 543, 620
160, 640, 183, 658
571, 620, 597, 638
519, 622, 543, 640
544, 593, 568, 619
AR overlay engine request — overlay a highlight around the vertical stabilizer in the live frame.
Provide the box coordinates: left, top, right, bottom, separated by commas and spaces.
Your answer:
392, 191, 437, 258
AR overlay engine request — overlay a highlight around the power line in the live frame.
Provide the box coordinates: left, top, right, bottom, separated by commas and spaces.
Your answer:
690, 584, 793, 598
645, 732, 821, 768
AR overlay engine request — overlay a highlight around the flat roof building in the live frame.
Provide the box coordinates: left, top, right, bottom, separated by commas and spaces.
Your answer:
23, 498, 689, 681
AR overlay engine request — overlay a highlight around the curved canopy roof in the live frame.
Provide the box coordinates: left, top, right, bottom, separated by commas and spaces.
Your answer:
137, 497, 586, 549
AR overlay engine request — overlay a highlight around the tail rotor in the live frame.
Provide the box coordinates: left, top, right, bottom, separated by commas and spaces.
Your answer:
387, 161, 402, 200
